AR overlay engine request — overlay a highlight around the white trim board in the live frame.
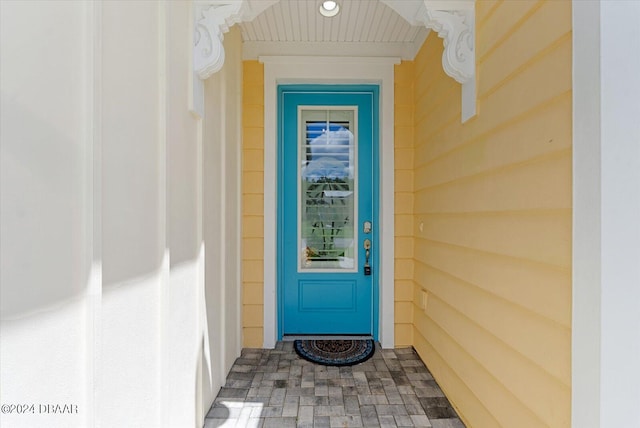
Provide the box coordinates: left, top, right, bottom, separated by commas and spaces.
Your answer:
243, 36, 429, 62
260, 56, 399, 349
572, 1, 640, 427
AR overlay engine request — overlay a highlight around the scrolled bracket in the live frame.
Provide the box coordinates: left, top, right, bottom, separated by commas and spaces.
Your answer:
190, 0, 277, 117
423, 8, 474, 84
194, 1, 244, 80
420, 0, 476, 122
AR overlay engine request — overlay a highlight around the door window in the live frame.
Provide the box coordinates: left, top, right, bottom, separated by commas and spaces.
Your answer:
298, 108, 357, 272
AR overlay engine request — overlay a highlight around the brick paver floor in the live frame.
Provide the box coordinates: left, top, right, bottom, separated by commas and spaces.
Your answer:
205, 341, 466, 428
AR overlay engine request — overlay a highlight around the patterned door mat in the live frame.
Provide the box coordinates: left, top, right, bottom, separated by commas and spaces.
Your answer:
293, 339, 375, 366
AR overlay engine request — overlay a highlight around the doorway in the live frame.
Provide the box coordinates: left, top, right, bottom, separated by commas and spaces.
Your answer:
277, 85, 380, 338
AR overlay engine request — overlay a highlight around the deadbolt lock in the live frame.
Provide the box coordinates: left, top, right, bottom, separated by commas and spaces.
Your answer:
363, 239, 371, 250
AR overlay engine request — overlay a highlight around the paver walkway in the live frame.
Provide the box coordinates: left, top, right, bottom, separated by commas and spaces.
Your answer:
205, 341, 466, 428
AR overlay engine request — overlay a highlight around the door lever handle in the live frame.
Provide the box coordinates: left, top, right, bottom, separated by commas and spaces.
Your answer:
363, 239, 372, 276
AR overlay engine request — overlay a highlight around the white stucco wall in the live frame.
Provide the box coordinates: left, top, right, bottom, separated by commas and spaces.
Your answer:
1, 2, 93, 427
0, 1, 242, 427
99, 3, 165, 426
202, 25, 244, 412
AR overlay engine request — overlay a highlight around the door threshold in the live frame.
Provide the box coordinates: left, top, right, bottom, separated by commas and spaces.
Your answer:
282, 335, 374, 341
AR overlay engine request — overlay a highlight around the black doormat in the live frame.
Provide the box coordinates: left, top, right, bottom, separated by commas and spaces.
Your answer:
293, 339, 375, 366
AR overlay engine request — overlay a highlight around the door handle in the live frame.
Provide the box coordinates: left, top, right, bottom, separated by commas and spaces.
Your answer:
363, 239, 372, 276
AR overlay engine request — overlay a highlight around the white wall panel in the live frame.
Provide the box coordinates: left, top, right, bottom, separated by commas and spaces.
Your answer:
573, 1, 640, 427
202, 25, 244, 419
0, 2, 243, 427
0, 2, 92, 426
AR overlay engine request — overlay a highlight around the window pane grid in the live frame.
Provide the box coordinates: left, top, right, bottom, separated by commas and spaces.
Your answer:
299, 108, 357, 271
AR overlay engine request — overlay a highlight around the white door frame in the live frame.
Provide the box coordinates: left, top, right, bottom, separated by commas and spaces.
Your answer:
261, 56, 399, 349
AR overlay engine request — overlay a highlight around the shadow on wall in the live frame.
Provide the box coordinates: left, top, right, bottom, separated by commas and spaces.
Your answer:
0, 94, 175, 318
199, 333, 215, 425
1, 97, 91, 319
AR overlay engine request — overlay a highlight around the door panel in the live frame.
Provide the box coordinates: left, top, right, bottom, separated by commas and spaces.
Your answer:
278, 86, 378, 336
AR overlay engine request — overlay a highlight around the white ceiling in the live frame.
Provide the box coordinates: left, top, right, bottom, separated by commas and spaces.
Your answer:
239, 0, 429, 60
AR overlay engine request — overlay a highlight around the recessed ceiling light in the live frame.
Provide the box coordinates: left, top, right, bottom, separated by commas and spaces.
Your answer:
319, 0, 340, 17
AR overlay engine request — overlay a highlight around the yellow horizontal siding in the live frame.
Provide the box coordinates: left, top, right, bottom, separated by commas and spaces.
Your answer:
415, 38, 572, 165
414, 302, 559, 428
409, 1, 572, 426
395, 280, 414, 302
395, 214, 413, 236
395, 126, 414, 149
242, 237, 264, 260
413, 259, 571, 385
414, 239, 571, 328
415, 76, 459, 128
479, 2, 572, 95
242, 194, 264, 216
395, 148, 414, 169
395, 324, 413, 346
243, 149, 264, 171
420, 212, 571, 268
414, 39, 442, 96
394, 61, 415, 347
414, 95, 572, 188
243, 282, 263, 305
243, 259, 263, 283
243, 327, 263, 348
243, 304, 264, 328
477, 0, 543, 60
243, 127, 264, 149
413, 330, 502, 427
415, 151, 573, 213
242, 60, 264, 348
242, 216, 263, 239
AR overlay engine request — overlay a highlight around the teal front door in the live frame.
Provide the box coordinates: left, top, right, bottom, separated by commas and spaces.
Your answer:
278, 85, 379, 338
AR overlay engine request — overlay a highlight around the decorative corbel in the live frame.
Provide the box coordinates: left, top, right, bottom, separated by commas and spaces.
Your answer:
423, 9, 474, 84
194, 1, 243, 80
191, 0, 277, 117
420, 0, 476, 122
